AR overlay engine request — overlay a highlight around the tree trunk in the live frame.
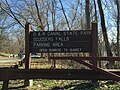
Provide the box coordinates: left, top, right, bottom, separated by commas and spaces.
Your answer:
116, 0, 120, 56
97, 0, 113, 56
59, 0, 71, 30
93, 0, 98, 22
97, 0, 114, 68
52, 0, 56, 68
34, 0, 44, 30
85, 0, 90, 29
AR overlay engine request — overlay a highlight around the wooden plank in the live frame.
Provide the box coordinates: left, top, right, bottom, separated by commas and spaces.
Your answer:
24, 22, 31, 86
49, 57, 120, 61
1, 60, 20, 90
2, 80, 9, 90
0, 58, 22, 68
0, 59, 22, 68
0, 59, 21, 64
0, 69, 120, 81
74, 60, 120, 81
104, 69, 120, 72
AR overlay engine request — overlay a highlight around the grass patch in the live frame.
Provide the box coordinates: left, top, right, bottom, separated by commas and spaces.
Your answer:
29, 80, 82, 90
0, 52, 10, 57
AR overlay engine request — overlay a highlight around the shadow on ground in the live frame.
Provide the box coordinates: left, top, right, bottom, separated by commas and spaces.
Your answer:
51, 82, 98, 90
8, 85, 27, 90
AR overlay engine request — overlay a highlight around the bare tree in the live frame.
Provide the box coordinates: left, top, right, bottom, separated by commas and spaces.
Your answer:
0, 0, 24, 28
116, 0, 120, 56
69, 0, 80, 29
34, 0, 44, 30
97, 0, 115, 69
59, 0, 71, 30
85, 0, 90, 29
97, 0, 113, 56
93, 0, 98, 21
51, 0, 56, 68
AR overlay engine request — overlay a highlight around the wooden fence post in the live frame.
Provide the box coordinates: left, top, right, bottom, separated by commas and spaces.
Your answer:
91, 22, 98, 65
90, 22, 98, 85
2, 80, 9, 90
24, 22, 32, 86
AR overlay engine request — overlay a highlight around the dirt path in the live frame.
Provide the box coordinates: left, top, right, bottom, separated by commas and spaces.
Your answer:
0, 56, 9, 59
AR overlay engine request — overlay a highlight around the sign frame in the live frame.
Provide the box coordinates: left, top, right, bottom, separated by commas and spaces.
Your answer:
29, 30, 92, 53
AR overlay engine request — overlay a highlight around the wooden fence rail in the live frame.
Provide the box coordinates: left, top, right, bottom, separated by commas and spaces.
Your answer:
49, 57, 120, 61
0, 69, 120, 81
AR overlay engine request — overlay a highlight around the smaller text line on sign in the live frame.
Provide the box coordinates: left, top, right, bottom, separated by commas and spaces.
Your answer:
29, 30, 92, 53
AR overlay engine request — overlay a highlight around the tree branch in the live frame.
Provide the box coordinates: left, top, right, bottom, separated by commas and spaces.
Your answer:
59, 0, 71, 30
34, 0, 44, 30
4, 0, 24, 28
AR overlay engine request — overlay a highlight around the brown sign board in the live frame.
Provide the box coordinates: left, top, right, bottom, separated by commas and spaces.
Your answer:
29, 30, 92, 53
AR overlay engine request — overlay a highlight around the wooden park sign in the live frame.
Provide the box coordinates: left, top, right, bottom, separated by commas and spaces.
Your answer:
22, 22, 120, 88
29, 30, 92, 53
1, 22, 120, 90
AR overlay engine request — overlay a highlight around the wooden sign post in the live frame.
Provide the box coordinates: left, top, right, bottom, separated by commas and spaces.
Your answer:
91, 22, 98, 66
90, 22, 98, 85
24, 23, 32, 86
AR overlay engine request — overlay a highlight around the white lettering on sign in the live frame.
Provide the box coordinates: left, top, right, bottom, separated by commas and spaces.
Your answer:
55, 37, 69, 41
63, 31, 78, 36
80, 31, 91, 35
33, 32, 36, 36
69, 48, 82, 52
33, 37, 53, 41
52, 42, 64, 47
38, 32, 41, 36
49, 48, 61, 52
39, 49, 47, 52
64, 48, 68, 52
47, 32, 61, 36
42, 32, 46, 36
30, 30, 92, 53
33, 42, 50, 47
